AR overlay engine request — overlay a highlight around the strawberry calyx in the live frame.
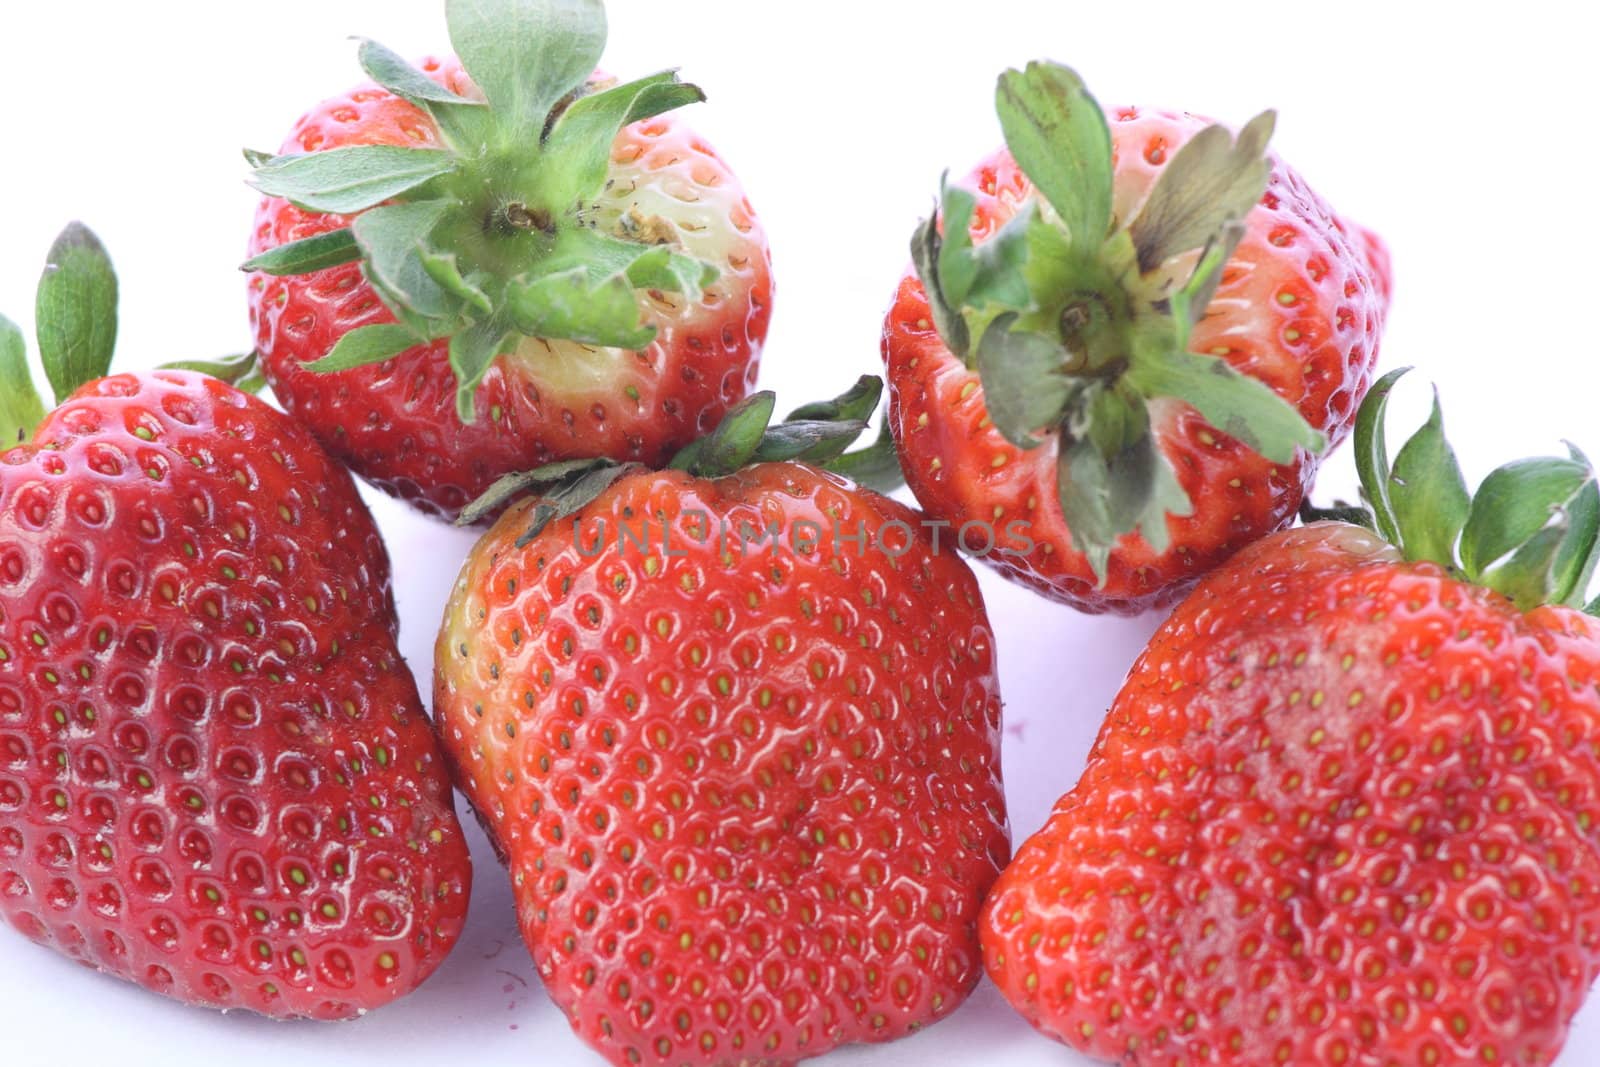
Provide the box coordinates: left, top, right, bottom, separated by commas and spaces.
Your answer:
912, 61, 1325, 582
2, 222, 118, 443
456, 375, 904, 543
2, 223, 262, 445
239, 0, 720, 424
1344, 367, 1600, 613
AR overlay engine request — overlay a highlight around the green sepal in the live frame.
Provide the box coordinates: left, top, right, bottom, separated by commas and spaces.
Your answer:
1459, 451, 1600, 610
753, 419, 870, 465
356, 37, 490, 148
506, 268, 656, 351
456, 375, 902, 543
36, 222, 118, 403
912, 181, 1035, 364
1123, 346, 1323, 465
446, 0, 604, 141
514, 461, 638, 546
543, 70, 705, 209
994, 61, 1112, 254
671, 391, 776, 476
1057, 419, 1191, 584
420, 247, 494, 316
250, 146, 457, 215
243, 148, 275, 169
351, 200, 461, 333
0, 314, 46, 444
1129, 110, 1275, 273
975, 313, 1071, 448
448, 317, 515, 421
305, 323, 426, 373
456, 456, 613, 526
242, 228, 361, 276
543, 228, 715, 296
626, 245, 715, 296
1387, 388, 1470, 567
821, 424, 905, 494
787, 375, 882, 424
158, 351, 267, 395
1348, 371, 1600, 612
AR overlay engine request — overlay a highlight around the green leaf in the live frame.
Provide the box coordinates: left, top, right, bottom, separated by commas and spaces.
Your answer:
243, 147, 275, 168
419, 247, 494, 316
1173, 220, 1246, 328
357, 38, 490, 149
542, 228, 716, 297
0, 314, 45, 444
1352, 367, 1410, 546
352, 200, 462, 333
621, 244, 716, 297
446, 0, 605, 139
158, 351, 266, 393
457, 456, 610, 526
506, 267, 656, 351
514, 461, 636, 547
304, 323, 424, 373
250, 146, 457, 214
36, 222, 118, 403
543, 70, 705, 207
241, 228, 362, 276
912, 180, 1036, 364
1124, 346, 1323, 465
786, 375, 883, 424
1387, 389, 1470, 568
910, 194, 970, 359
822, 424, 905, 494
1080, 379, 1151, 461
1056, 423, 1190, 583
975, 313, 1071, 449
1128, 110, 1275, 273
676, 391, 776, 477
994, 61, 1113, 254
448, 317, 514, 422
1460, 453, 1600, 609
752, 419, 869, 465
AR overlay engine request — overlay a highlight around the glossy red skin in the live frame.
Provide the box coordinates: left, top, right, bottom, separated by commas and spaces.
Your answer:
248, 58, 773, 521
884, 108, 1392, 615
0, 372, 471, 1019
435, 464, 1011, 1065
984, 523, 1600, 1065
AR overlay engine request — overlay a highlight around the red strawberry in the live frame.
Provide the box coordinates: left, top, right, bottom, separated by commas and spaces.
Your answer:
0, 225, 471, 1019
433, 383, 1009, 1065
884, 62, 1390, 614
245, 0, 772, 521
983, 371, 1600, 1065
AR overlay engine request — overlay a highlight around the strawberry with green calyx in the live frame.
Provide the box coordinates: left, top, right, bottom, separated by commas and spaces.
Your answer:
885, 62, 1390, 614
435, 376, 1006, 1067
982, 371, 1600, 1065
1, 225, 471, 1019
244, 0, 772, 521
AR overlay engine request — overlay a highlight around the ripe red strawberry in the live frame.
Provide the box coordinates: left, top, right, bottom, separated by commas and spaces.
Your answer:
245, 0, 772, 521
983, 371, 1600, 1065
0, 226, 471, 1019
884, 62, 1391, 614
433, 383, 1008, 1065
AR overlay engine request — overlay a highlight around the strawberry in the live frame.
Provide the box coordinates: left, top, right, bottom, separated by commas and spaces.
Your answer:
0, 225, 471, 1019
982, 370, 1600, 1065
884, 62, 1391, 614
244, 0, 772, 521
433, 381, 1008, 1065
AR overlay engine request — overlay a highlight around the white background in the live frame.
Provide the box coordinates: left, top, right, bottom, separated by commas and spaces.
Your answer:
2, 0, 1598, 1063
